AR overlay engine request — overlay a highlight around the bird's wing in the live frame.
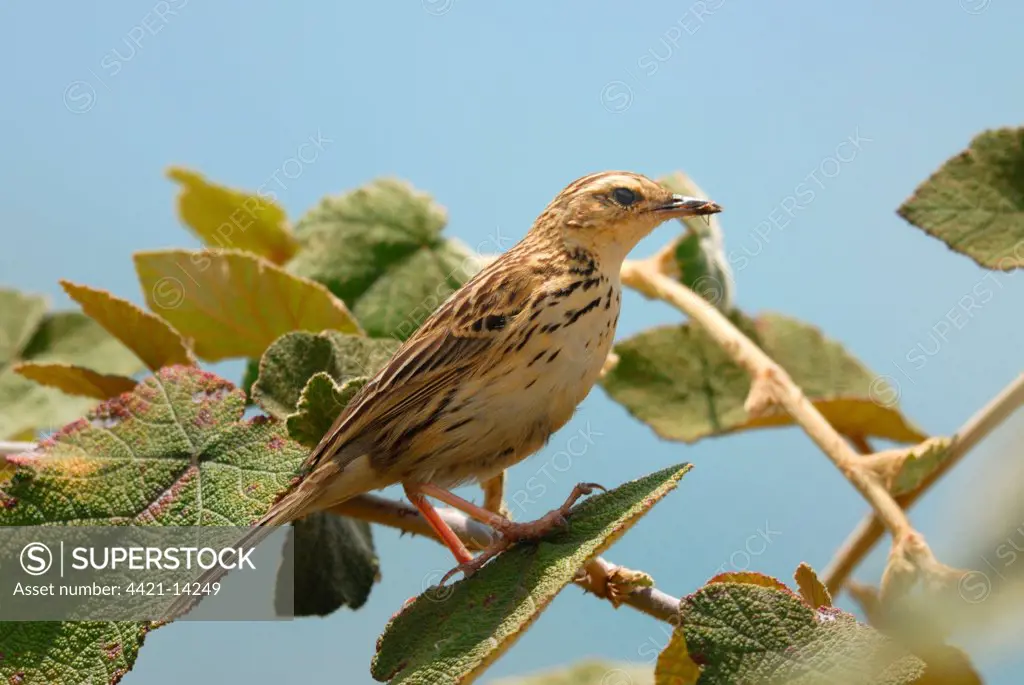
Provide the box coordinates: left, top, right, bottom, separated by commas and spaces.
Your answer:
303, 254, 542, 472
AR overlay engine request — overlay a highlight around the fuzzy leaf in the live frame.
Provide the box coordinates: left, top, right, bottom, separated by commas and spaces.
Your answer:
0, 366, 306, 526
275, 512, 378, 617
134, 249, 361, 362
0, 622, 150, 685
898, 127, 1024, 270
681, 583, 925, 684
13, 362, 137, 399
658, 172, 734, 312
371, 464, 691, 684
707, 570, 794, 594
495, 660, 654, 685
0, 311, 145, 439
287, 374, 368, 447
601, 313, 925, 444
288, 178, 482, 339
794, 562, 833, 610
0, 367, 305, 684
61, 280, 195, 369
252, 330, 398, 420
167, 167, 298, 265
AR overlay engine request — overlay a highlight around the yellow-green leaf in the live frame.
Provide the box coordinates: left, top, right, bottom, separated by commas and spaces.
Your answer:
794, 562, 833, 609
0, 288, 48, 366
655, 631, 702, 685
13, 362, 137, 399
61, 280, 195, 370
371, 464, 691, 684
601, 313, 926, 444
134, 249, 362, 362
889, 438, 953, 497
898, 127, 1024, 271
167, 167, 298, 265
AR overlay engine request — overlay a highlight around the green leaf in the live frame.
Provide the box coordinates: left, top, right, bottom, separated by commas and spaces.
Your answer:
275, 512, 378, 617
167, 167, 298, 265
681, 583, 925, 684
657, 172, 734, 312
495, 660, 654, 685
0, 367, 306, 683
371, 463, 692, 684
134, 249, 362, 362
889, 437, 953, 497
252, 330, 398, 420
61, 280, 196, 370
0, 310, 145, 439
286, 373, 368, 447
898, 127, 1024, 271
13, 362, 137, 399
0, 366, 306, 526
289, 178, 482, 339
601, 313, 926, 444
0, 621, 150, 685
0, 288, 47, 366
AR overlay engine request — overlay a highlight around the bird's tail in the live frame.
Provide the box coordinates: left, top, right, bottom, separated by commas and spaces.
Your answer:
160, 457, 381, 621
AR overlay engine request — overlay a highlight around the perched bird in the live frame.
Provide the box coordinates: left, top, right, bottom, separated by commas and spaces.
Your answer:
166, 171, 720, 615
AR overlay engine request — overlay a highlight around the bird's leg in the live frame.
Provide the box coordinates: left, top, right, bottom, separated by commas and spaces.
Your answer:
421, 482, 605, 539
481, 472, 509, 518
403, 483, 473, 565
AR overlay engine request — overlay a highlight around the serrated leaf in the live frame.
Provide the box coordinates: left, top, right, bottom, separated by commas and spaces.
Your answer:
167, 167, 298, 265
371, 463, 691, 684
681, 583, 925, 684
495, 660, 654, 685
61, 280, 195, 370
288, 178, 482, 339
0, 365, 306, 526
656, 631, 702, 685
898, 127, 1024, 270
0, 288, 47, 365
287, 373, 368, 447
275, 512, 378, 617
601, 313, 925, 444
0, 367, 305, 683
252, 330, 398, 420
13, 362, 137, 399
707, 570, 794, 595
0, 621, 150, 685
794, 562, 833, 610
0, 311, 145, 439
657, 172, 734, 312
134, 249, 361, 362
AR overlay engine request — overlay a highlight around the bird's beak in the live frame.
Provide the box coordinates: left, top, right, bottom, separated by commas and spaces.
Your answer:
652, 194, 723, 217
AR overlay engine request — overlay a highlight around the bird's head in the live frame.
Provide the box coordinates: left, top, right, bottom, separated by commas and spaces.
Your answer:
534, 171, 722, 263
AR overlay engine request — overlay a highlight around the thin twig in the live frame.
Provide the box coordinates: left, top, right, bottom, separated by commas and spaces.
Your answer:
330, 494, 682, 622
0, 441, 36, 456
822, 371, 1024, 594
619, 258, 956, 598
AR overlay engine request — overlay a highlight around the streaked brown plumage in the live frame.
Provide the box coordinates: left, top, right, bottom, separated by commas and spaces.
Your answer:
165, 172, 720, 614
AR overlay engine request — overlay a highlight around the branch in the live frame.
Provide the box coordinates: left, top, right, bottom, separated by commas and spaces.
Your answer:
331, 494, 682, 623
822, 371, 1024, 594
0, 441, 36, 456
619, 257, 958, 600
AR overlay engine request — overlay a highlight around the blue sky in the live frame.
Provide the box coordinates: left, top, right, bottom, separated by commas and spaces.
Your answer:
1, 1, 1023, 683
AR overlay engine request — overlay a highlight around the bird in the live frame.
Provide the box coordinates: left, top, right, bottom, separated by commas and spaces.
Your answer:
164, 171, 720, 617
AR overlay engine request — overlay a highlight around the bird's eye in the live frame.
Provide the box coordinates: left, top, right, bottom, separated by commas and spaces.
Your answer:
611, 187, 639, 207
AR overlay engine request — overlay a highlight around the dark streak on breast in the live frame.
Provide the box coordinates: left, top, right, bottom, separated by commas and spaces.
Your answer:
565, 297, 602, 325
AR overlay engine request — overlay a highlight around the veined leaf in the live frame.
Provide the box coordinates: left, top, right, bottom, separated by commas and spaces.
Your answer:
134, 249, 361, 362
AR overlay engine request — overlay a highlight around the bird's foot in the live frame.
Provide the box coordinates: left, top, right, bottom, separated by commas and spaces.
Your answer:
438, 482, 605, 585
